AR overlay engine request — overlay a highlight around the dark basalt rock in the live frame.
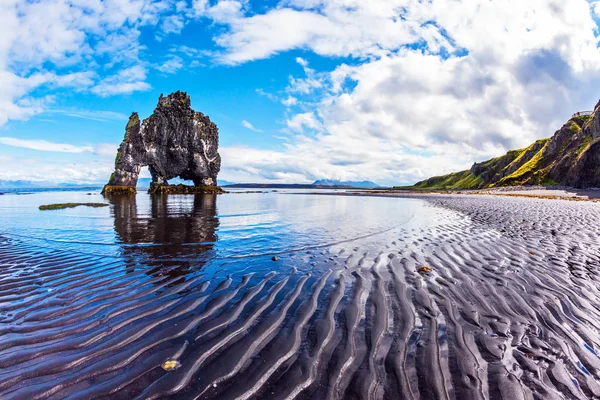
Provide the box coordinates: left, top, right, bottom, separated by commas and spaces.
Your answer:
103, 91, 221, 194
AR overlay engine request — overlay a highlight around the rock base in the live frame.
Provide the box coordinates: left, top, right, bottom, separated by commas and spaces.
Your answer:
148, 184, 226, 194
102, 185, 137, 195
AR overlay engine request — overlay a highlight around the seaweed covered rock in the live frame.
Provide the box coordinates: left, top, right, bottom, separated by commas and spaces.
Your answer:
103, 91, 221, 193
147, 184, 226, 194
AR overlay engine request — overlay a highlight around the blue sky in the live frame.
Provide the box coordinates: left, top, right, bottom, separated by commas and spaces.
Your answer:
2, 0, 600, 186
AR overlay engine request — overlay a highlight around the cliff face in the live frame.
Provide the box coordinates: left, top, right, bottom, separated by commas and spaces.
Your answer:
413, 100, 600, 190
104, 91, 221, 191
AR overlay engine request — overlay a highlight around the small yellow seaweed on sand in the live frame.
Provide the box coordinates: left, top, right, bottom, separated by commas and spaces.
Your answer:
418, 266, 432, 274
161, 360, 181, 371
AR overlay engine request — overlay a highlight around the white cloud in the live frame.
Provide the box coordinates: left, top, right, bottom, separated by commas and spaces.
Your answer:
92, 66, 151, 97
0, 0, 184, 126
285, 57, 323, 94
0, 140, 119, 184
205, 0, 600, 185
0, 154, 114, 184
171, 45, 202, 57
49, 109, 129, 122
209, 5, 421, 64
93, 142, 121, 158
0, 137, 119, 157
92, 81, 151, 97
255, 88, 278, 101
0, 70, 95, 125
155, 56, 184, 74
160, 14, 185, 37
286, 112, 322, 133
203, 0, 244, 23
242, 120, 263, 132
281, 96, 298, 107
0, 137, 93, 153
295, 57, 308, 67
218, 141, 455, 185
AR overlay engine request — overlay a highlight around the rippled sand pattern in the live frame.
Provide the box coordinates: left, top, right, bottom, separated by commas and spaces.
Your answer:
1, 195, 600, 399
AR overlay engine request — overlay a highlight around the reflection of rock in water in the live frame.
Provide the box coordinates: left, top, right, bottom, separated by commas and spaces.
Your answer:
108, 193, 219, 278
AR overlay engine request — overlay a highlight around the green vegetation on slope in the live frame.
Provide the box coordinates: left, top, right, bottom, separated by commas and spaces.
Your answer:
576, 135, 594, 157
410, 110, 598, 190
498, 139, 549, 186
114, 148, 121, 166
127, 114, 139, 129
412, 170, 484, 190
503, 147, 531, 169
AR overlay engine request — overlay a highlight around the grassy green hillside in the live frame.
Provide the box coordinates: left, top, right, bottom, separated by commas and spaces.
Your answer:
407, 112, 600, 190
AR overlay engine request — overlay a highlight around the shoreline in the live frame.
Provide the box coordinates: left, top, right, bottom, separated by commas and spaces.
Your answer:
300, 186, 600, 203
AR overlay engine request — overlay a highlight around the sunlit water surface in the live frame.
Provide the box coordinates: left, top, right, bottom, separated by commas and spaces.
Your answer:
0, 189, 440, 270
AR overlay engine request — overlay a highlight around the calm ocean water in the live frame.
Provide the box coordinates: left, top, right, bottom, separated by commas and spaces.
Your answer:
0, 189, 427, 260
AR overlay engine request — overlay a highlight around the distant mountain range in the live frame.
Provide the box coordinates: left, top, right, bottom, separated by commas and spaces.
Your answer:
216, 180, 237, 186
0, 179, 379, 190
0, 180, 101, 189
312, 179, 380, 188
225, 180, 380, 189
139, 179, 380, 189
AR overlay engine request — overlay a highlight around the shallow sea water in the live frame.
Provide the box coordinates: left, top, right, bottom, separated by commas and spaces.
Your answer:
0, 190, 599, 399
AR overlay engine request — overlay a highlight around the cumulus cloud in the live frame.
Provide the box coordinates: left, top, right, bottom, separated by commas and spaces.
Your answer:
206, 0, 600, 185
0, 0, 187, 125
295, 57, 309, 68
155, 56, 184, 74
0, 70, 95, 125
281, 96, 298, 107
92, 66, 151, 97
159, 14, 186, 37
286, 112, 322, 133
208, 4, 422, 64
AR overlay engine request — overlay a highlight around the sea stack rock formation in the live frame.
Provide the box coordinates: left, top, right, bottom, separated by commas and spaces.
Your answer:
413, 99, 600, 189
103, 91, 221, 194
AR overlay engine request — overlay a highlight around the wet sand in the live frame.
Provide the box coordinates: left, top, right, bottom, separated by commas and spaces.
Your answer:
370, 186, 600, 201
1, 193, 600, 399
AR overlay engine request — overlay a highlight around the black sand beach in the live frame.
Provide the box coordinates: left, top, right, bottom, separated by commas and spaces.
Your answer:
0, 192, 599, 399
